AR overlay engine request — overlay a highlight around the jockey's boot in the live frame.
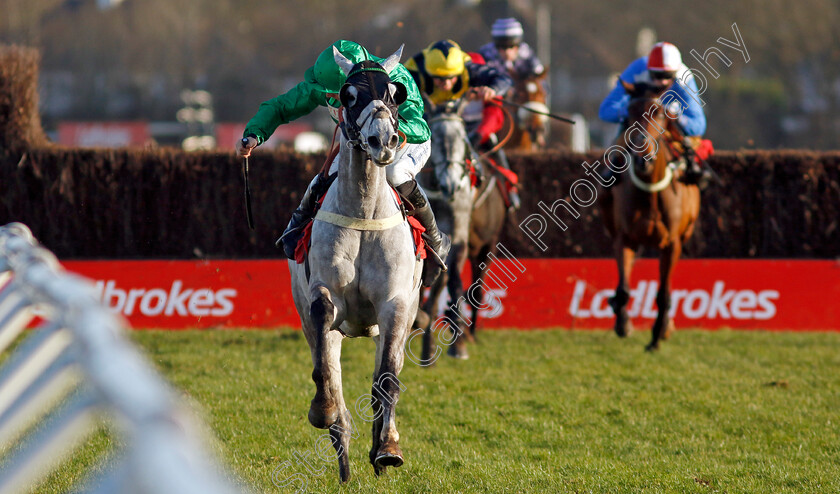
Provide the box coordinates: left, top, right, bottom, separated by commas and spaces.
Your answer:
683, 153, 712, 190
277, 173, 335, 259
396, 179, 451, 287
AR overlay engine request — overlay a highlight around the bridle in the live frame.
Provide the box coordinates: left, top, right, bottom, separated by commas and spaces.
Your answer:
625, 93, 676, 193
425, 97, 471, 197
339, 64, 401, 155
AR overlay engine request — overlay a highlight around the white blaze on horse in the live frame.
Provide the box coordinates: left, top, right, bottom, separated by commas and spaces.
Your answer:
288, 45, 423, 482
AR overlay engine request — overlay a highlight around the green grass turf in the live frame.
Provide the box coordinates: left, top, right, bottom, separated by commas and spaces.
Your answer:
11, 328, 840, 493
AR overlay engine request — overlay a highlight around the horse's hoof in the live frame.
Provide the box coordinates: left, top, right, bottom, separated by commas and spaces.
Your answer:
662, 320, 676, 340
421, 344, 438, 366
446, 344, 469, 360
339, 469, 351, 483
645, 342, 660, 352
374, 451, 404, 469
614, 320, 633, 338
308, 400, 338, 429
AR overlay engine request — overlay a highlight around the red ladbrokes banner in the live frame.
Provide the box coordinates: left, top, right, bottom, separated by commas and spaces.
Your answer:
62, 259, 839, 331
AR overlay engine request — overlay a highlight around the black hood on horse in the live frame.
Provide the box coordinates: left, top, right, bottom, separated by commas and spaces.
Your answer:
339, 60, 407, 129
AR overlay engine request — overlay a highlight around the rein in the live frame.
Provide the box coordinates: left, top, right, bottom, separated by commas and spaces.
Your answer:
475, 102, 515, 160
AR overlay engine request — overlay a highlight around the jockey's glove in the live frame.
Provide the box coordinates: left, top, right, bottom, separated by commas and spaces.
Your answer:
236, 135, 258, 158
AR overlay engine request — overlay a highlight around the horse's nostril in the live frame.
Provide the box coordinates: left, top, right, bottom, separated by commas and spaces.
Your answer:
388, 135, 399, 148
367, 136, 380, 148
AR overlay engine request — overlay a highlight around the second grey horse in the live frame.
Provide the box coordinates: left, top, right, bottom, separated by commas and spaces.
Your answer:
417, 99, 474, 361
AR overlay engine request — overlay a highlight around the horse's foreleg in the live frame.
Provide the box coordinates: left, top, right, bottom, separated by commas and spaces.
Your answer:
610, 240, 636, 338
370, 302, 410, 472
328, 401, 352, 482
307, 286, 340, 429
368, 335, 386, 475
648, 241, 681, 351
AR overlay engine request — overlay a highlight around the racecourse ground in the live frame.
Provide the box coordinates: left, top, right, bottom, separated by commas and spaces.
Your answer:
30, 328, 840, 493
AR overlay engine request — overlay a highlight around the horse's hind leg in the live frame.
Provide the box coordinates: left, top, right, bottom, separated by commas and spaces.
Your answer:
420, 271, 446, 364
467, 245, 492, 342
307, 286, 340, 429
648, 241, 680, 351
609, 241, 636, 337
447, 242, 473, 343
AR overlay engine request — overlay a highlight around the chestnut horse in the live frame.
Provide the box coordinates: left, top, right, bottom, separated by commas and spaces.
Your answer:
505, 72, 549, 151
599, 81, 700, 351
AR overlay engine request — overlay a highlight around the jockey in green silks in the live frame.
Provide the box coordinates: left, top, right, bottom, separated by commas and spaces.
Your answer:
236, 40, 450, 280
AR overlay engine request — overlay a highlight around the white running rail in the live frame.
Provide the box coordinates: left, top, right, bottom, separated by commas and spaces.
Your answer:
0, 222, 246, 494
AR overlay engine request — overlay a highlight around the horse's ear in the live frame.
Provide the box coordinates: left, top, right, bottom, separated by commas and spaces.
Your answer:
619, 78, 635, 94
381, 44, 404, 73
340, 83, 358, 108
389, 82, 407, 105
333, 46, 354, 76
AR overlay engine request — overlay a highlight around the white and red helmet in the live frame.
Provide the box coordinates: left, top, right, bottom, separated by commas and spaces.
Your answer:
647, 42, 682, 73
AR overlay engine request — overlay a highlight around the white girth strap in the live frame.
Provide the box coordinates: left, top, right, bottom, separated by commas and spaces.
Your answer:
314, 210, 404, 231
628, 161, 674, 193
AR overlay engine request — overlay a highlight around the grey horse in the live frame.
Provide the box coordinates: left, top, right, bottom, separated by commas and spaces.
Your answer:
417, 99, 474, 361
288, 46, 423, 482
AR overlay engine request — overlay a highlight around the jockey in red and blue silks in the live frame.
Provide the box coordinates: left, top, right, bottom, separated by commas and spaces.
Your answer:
599, 42, 710, 186
599, 42, 706, 136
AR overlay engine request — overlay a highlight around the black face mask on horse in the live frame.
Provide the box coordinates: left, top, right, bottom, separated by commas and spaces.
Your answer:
339, 60, 407, 153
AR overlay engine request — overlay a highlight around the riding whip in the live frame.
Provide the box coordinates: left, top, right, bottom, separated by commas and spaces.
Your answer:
241, 138, 255, 230
495, 99, 577, 124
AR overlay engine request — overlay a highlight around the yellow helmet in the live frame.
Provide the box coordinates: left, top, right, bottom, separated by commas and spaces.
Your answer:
423, 40, 467, 78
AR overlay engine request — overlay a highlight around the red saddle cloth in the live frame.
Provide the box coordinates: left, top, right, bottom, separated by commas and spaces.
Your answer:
294, 190, 426, 264
478, 157, 520, 209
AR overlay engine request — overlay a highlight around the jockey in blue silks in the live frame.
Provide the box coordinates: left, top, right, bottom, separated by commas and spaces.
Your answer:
599, 42, 711, 186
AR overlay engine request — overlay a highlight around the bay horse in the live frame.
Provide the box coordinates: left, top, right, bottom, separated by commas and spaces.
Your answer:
505, 72, 549, 151
416, 97, 474, 360
288, 46, 423, 482
599, 80, 700, 351
463, 156, 509, 343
